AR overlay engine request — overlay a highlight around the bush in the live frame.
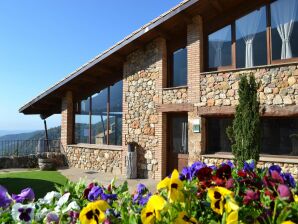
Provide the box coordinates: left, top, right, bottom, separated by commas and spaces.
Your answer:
227, 74, 261, 167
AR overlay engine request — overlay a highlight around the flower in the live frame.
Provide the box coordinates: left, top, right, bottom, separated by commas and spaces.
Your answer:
174, 211, 198, 224
88, 186, 103, 201
0, 185, 12, 208
45, 212, 59, 224
56, 192, 70, 207
11, 203, 35, 223
133, 184, 151, 206
84, 183, 95, 199
277, 184, 292, 199
226, 210, 238, 224
69, 210, 80, 224
243, 160, 255, 172
282, 172, 296, 188
157, 169, 184, 202
243, 190, 259, 205
207, 186, 233, 215
41, 191, 61, 204
12, 188, 35, 203
213, 164, 232, 186
141, 195, 166, 224
268, 165, 282, 174
62, 201, 80, 213
197, 167, 213, 189
281, 221, 296, 224
79, 200, 110, 224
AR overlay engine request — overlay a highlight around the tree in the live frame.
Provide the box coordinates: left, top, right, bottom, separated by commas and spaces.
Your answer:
227, 74, 260, 167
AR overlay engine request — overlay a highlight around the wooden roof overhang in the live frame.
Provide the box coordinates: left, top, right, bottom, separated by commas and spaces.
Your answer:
19, 0, 270, 118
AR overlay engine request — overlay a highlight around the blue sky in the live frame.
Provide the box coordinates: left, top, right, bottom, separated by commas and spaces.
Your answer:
0, 0, 181, 131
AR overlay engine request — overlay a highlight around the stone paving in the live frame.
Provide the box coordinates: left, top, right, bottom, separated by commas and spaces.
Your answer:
58, 167, 158, 193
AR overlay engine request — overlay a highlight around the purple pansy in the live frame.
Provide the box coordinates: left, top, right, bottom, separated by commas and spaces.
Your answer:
46, 212, 59, 224
282, 172, 296, 188
0, 185, 12, 208
221, 160, 235, 168
11, 203, 35, 223
12, 188, 35, 203
88, 186, 103, 201
133, 184, 151, 206
268, 165, 282, 174
243, 160, 255, 172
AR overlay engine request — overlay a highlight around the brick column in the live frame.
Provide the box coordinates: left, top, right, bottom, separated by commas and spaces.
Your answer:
155, 37, 168, 180
187, 15, 205, 164
61, 91, 74, 151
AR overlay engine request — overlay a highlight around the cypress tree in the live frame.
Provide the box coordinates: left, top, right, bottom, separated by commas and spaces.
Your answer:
226, 74, 261, 167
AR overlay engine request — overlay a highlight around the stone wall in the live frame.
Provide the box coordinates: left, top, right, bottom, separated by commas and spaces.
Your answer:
123, 38, 167, 179
162, 87, 188, 104
65, 145, 122, 175
0, 152, 66, 169
201, 155, 298, 180
199, 63, 298, 107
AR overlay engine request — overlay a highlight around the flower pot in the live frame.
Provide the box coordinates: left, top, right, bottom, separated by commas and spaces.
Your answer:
38, 158, 55, 171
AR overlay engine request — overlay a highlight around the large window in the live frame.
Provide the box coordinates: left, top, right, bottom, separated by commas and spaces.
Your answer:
206, 117, 298, 156
75, 80, 123, 146
271, 0, 298, 60
172, 48, 187, 87
208, 0, 298, 71
236, 7, 267, 68
208, 25, 232, 68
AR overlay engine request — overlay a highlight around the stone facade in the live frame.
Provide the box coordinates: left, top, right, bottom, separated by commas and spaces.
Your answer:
201, 155, 298, 180
199, 64, 298, 107
64, 145, 122, 175
122, 38, 167, 179
162, 87, 188, 104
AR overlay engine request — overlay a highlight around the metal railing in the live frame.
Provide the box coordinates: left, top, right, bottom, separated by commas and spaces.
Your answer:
0, 139, 61, 157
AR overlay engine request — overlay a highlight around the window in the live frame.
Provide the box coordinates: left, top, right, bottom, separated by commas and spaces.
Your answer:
207, 0, 298, 71
206, 117, 298, 156
170, 115, 188, 154
208, 25, 232, 69
109, 81, 123, 145
74, 80, 123, 146
91, 89, 108, 144
271, 0, 298, 60
75, 99, 91, 144
236, 7, 267, 68
172, 48, 187, 87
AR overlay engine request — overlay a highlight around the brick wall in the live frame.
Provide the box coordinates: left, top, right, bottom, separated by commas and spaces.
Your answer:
61, 91, 74, 150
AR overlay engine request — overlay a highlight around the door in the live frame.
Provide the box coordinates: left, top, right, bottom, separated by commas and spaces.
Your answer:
167, 113, 189, 174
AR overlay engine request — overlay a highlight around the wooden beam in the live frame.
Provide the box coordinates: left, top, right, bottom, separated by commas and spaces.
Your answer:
179, 11, 194, 24
157, 103, 194, 112
197, 106, 235, 116
210, 0, 223, 13
155, 27, 173, 40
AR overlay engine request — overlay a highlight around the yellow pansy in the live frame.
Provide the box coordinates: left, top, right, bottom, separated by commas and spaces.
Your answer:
281, 221, 296, 224
294, 195, 298, 202
226, 210, 238, 224
79, 200, 110, 224
207, 187, 234, 215
157, 169, 184, 202
225, 195, 239, 213
141, 195, 166, 224
174, 211, 198, 224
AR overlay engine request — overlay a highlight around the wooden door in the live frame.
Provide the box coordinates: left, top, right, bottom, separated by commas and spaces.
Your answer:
167, 113, 189, 175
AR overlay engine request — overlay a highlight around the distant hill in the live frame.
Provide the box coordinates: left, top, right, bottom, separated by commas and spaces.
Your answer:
0, 126, 61, 141
0, 130, 33, 137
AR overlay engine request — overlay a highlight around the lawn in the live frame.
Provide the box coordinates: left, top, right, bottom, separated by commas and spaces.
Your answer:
0, 170, 68, 199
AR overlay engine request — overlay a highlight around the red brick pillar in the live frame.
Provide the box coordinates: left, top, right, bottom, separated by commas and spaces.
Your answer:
187, 16, 205, 164
61, 91, 74, 151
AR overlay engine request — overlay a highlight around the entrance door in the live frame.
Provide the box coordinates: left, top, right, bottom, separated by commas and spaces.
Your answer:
167, 113, 189, 174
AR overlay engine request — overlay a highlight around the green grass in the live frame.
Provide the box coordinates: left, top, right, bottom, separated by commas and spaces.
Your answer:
0, 171, 68, 199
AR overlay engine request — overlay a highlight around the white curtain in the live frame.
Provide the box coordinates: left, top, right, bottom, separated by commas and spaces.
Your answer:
237, 10, 262, 68
210, 26, 230, 67
271, 0, 298, 59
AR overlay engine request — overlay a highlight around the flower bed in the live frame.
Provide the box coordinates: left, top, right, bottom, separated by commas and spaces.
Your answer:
0, 160, 298, 223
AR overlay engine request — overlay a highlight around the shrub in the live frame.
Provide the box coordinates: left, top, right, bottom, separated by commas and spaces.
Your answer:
227, 74, 261, 167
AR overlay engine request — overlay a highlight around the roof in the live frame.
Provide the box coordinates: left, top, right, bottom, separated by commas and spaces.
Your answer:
19, 0, 259, 117
19, 0, 198, 117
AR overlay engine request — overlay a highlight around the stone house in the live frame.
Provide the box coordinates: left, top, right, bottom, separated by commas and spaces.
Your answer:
20, 0, 298, 180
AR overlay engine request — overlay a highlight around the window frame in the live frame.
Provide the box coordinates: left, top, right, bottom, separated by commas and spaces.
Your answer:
206, 0, 298, 72
167, 36, 188, 88
74, 82, 122, 146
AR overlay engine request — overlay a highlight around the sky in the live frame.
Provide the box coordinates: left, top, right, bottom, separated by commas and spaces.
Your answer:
0, 0, 181, 131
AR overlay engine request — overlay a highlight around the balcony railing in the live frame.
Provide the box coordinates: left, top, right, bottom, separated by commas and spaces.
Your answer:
0, 139, 61, 157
